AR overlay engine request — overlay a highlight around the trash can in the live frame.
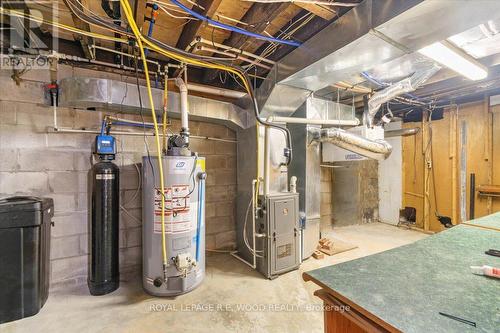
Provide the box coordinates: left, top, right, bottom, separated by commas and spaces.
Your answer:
0, 196, 54, 324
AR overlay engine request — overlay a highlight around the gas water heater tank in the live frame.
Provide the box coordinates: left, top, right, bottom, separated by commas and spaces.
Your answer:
142, 155, 206, 296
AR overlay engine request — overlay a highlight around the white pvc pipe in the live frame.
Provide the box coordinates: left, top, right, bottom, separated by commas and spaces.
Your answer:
175, 77, 189, 132
268, 116, 359, 126
264, 126, 271, 196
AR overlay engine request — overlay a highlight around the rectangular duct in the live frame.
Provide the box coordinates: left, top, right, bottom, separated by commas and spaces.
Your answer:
58, 77, 252, 130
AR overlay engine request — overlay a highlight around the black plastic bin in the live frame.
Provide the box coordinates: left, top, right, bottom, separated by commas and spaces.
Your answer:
0, 196, 54, 324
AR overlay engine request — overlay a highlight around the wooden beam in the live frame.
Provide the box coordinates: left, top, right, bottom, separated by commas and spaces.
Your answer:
295, 3, 336, 20
237, 4, 302, 57
175, 0, 223, 51
222, 2, 291, 50
62, 0, 94, 59
133, 0, 148, 34
203, 2, 290, 82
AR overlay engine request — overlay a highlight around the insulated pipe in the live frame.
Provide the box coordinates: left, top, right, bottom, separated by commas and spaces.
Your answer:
385, 127, 420, 138
314, 127, 393, 160
267, 116, 359, 126
175, 77, 189, 136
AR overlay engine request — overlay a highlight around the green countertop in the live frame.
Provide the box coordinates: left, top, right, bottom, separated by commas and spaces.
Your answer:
304, 216, 500, 333
466, 212, 500, 230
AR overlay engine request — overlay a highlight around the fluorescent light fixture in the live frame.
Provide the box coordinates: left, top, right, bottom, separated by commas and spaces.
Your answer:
418, 41, 488, 81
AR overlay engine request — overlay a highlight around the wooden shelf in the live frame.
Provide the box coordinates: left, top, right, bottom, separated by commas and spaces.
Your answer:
477, 185, 500, 197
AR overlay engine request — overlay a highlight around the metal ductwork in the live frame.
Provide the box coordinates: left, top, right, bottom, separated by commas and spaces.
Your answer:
385, 127, 420, 138
366, 65, 440, 127
313, 127, 392, 161
256, 0, 500, 118
58, 77, 253, 130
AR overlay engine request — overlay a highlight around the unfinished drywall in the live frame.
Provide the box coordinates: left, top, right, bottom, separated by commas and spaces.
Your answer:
0, 66, 237, 288
402, 99, 500, 232
331, 160, 379, 227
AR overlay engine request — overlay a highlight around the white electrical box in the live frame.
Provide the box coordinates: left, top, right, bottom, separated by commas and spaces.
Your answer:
322, 125, 385, 162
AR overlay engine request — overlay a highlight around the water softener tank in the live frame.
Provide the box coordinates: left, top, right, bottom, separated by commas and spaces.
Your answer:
89, 160, 120, 295
142, 155, 206, 296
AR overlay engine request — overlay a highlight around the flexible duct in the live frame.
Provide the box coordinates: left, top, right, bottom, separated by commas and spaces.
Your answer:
366, 65, 440, 127
314, 127, 393, 160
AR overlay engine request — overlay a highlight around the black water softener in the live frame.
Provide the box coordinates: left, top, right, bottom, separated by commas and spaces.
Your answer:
88, 134, 119, 295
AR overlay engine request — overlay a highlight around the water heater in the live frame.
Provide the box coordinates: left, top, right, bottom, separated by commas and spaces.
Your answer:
142, 155, 206, 296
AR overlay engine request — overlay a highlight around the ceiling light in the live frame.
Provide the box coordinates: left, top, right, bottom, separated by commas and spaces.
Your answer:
418, 41, 488, 81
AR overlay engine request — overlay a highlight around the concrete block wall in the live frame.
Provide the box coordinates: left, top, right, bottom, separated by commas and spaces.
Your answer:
331, 160, 379, 227
0, 67, 237, 288
359, 159, 379, 223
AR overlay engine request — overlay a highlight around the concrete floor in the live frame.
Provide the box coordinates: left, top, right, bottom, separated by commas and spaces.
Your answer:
2, 223, 427, 333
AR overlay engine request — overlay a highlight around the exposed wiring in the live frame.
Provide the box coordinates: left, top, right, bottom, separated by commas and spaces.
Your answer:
169, 0, 301, 47
243, 198, 263, 257
156, 3, 198, 20
0, 7, 126, 43
119, 0, 169, 281
120, 163, 142, 225
244, 11, 314, 71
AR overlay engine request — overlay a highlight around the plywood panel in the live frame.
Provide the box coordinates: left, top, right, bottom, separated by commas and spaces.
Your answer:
402, 121, 424, 228
459, 101, 491, 219
492, 105, 500, 212
402, 100, 499, 232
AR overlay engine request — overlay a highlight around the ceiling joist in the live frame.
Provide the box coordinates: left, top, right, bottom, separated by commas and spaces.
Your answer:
62, 0, 94, 59
175, 0, 223, 51
296, 3, 336, 21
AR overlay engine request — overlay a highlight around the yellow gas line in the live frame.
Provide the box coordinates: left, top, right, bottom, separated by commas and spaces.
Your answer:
120, 0, 168, 277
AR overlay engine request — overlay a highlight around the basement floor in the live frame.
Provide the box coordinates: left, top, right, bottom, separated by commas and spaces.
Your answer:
2, 223, 427, 333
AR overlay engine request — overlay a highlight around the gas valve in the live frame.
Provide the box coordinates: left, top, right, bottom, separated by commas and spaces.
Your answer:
173, 253, 195, 273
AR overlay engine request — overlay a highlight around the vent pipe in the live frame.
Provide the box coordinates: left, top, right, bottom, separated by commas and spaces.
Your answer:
175, 77, 190, 141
